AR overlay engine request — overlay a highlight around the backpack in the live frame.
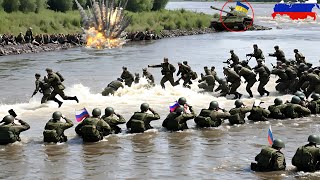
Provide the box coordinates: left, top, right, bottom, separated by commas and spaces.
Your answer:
228, 114, 242, 125
56, 72, 65, 82
255, 147, 276, 171
194, 116, 211, 127
80, 125, 102, 142
0, 127, 17, 144
43, 130, 60, 143
130, 120, 146, 133
292, 146, 315, 172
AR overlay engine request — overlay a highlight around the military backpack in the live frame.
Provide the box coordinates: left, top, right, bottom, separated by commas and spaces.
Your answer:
80, 124, 102, 142
292, 146, 315, 172
56, 72, 65, 82
0, 126, 17, 144
43, 129, 60, 143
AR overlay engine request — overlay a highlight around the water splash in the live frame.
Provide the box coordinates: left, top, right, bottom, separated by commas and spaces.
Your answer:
75, 0, 131, 49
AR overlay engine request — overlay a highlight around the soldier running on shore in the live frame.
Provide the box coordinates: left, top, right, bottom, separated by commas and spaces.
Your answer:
269, 45, 286, 63
224, 50, 239, 68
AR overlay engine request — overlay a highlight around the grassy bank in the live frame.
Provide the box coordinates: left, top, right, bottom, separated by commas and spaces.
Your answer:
0, 9, 212, 35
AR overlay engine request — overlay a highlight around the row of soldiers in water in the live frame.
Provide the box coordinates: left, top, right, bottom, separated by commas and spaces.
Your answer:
1, 95, 320, 172
101, 44, 316, 100
1, 27, 83, 46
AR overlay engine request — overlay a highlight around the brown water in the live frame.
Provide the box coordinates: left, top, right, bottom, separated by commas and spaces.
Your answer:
1, 1, 320, 179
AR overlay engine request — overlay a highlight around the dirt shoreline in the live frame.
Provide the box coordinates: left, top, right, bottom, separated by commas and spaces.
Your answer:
0, 25, 272, 56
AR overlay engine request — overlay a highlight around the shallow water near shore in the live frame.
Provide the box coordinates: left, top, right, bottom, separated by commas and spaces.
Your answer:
0, 2, 320, 179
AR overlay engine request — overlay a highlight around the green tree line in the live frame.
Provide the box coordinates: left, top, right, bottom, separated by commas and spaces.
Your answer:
0, 0, 169, 13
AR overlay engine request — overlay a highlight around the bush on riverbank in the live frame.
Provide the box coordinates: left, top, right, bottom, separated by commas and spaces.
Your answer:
126, 9, 212, 33
0, 9, 212, 35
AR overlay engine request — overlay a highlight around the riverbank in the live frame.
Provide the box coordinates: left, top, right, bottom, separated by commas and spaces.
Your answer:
0, 24, 272, 56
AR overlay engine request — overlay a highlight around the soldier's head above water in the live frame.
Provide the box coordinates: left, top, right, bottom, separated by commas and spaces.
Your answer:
163, 57, 168, 63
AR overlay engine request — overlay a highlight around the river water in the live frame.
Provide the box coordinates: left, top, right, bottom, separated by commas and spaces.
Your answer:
0, 1, 320, 179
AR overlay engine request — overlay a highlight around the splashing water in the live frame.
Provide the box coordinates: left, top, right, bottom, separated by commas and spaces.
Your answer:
75, 0, 130, 49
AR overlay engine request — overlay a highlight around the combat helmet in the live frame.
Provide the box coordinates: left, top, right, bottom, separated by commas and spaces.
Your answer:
209, 101, 219, 109
1, 115, 14, 124
308, 135, 320, 144
140, 103, 149, 112
234, 64, 242, 70
92, 108, 101, 117
235, 100, 244, 107
274, 98, 283, 105
52, 111, 62, 120
272, 139, 285, 148
311, 93, 320, 100
291, 96, 301, 104
175, 106, 184, 114
105, 107, 114, 116
178, 97, 187, 105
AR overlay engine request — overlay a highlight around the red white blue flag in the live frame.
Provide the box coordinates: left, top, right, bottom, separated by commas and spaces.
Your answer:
268, 125, 274, 145
75, 108, 89, 122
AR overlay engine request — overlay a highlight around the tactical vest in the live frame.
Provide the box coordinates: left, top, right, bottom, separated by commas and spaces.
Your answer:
166, 114, 182, 131
255, 146, 278, 171
292, 145, 319, 172
0, 125, 18, 144
229, 108, 243, 125
130, 112, 147, 133
194, 109, 213, 127
80, 119, 103, 142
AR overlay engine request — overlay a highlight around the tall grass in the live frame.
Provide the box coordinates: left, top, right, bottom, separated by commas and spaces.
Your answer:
0, 9, 213, 35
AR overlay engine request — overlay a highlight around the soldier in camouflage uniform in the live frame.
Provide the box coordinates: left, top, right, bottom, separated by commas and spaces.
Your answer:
292, 135, 320, 172
120, 66, 134, 87
268, 98, 287, 119
194, 101, 230, 128
102, 78, 124, 96
126, 103, 160, 133
229, 100, 252, 125
75, 108, 111, 142
246, 44, 265, 61
0, 115, 30, 145
251, 139, 286, 172
283, 96, 311, 119
101, 107, 126, 134
32, 73, 52, 104
148, 57, 176, 89
254, 59, 270, 97
162, 105, 195, 131
223, 67, 242, 99
44, 68, 78, 107
43, 111, 73, 143
234, 64, 257, 98
269, 45, 286, 63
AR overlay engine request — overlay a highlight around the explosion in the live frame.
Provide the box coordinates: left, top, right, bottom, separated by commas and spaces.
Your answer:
75, 0, 131, 49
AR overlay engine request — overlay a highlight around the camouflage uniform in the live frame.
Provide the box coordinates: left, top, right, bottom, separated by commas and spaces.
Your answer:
198, 69, 215, 92
0, 119, 30, 145
162, 108, 196, 131
268, 104, 287, 119
33, 77, 52, 103
224, 68, 242, 99
75, 116, 111, 142
229, 106, 252, 125
121, 69, 134, 87
292, 144, 320, 172
254, 63, 270, 96
102, 80, 124, 96
126, 110, 160, 133
248, 106, 270, 122
237, 67, 257, 97
251, 146, 286, 172
43, 117, 73, 143
45, 71, 78, 103
283, 103, 311, 119
149, 61, 176, 89
101, 114, 126, 134
215, 78, 229, 96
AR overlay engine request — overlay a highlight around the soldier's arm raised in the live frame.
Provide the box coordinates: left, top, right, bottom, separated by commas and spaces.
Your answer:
16, 120, 30, 132
62, 117, 74, 129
